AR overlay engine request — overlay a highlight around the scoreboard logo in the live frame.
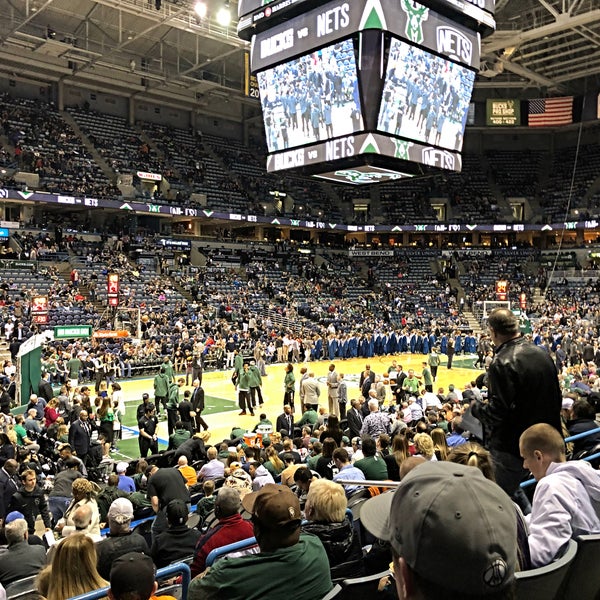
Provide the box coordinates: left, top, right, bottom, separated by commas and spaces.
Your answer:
422, 148, 455, 170
260, 27, 294, 59
436, 26, 473, 65
400, 0, 429, 44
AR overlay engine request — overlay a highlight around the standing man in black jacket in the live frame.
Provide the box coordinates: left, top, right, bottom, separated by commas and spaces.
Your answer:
471, 308, 562, 501
190, 379, 208, 432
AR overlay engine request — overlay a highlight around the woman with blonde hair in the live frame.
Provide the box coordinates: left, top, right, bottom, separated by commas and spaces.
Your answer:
38, 533, 107, 600
447, 442, 495, 482
431, 427, 449, 461
413, 432, 436, 461
263, 445, 284, 479
302, 479, 363, 573
56, 423, 69, 444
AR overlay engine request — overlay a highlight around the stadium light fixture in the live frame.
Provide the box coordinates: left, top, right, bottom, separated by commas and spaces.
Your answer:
194, 1, 207, 19
217, 1, 231, 26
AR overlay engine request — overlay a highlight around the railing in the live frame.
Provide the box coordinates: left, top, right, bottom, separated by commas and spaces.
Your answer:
68, 562, 191, 600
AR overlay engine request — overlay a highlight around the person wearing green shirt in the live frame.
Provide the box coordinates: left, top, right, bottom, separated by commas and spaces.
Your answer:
284, 363, 296, 412
237, 363, 254, 417
233, 350, 244, 379
187, 484, 333, 600
67, 354, 82, 387
248, 361, 264, 409
421, 362, 433, 392
402, 369, 421, 396
295, 407, 318, 428
162, 356, 175, 383
166, 378, 183, 435
252, 414, 272, 433
354, 437, 388, 480
169, 422, 191, 450
153, 366, 169, 418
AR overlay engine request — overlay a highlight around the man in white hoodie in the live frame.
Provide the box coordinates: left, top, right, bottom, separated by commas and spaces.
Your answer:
519, 423, 600, 567
248, 461, 275, 491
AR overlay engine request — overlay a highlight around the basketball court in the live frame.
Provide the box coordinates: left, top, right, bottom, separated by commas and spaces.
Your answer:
112, 353, 481, 461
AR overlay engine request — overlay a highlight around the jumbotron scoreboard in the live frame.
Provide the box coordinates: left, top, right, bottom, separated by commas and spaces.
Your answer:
238, 0, 495, 185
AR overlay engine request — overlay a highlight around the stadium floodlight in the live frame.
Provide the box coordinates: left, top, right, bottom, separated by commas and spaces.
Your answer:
216, 2, 231, 26
194, 1, 207, 18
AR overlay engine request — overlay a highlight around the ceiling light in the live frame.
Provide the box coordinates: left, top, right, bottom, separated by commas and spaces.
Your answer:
217, 3, 231, 26
194, 1, 207, 18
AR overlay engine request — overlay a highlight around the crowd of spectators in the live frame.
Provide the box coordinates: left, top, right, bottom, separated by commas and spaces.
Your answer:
3, 91, 600, 225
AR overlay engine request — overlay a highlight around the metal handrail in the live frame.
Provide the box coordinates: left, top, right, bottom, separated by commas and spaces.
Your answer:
68, 562, 191, 600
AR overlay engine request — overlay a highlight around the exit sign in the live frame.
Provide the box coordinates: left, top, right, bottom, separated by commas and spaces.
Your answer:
54, 325, 92, 339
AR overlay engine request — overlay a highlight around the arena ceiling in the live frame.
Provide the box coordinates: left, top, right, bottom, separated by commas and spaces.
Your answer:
0, 0, 599, 120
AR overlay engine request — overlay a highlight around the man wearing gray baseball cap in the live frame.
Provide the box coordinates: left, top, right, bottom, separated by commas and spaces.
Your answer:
361, 461, 517, 600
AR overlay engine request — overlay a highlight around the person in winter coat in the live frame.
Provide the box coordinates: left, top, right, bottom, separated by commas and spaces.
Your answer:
520, 423, 600, 567
301, 478, 363, 571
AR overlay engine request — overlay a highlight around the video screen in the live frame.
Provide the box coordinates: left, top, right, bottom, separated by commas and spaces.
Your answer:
257, 38, 364, 153
377, 38, 476, 152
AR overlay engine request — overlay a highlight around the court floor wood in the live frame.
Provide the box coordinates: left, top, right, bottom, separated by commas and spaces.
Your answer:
117, 353, 480, 455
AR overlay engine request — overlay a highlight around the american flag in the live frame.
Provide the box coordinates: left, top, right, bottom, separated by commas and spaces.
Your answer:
528, 97, 573, 127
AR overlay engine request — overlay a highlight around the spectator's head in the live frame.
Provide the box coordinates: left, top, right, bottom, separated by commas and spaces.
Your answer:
207, 446, 218, 460
177, 455, 189, 467
361, 436, 376, 457
450, 417, 465, 435
326, 415, 339, 429
166, 499, 189, 528
321, 437, 338, 458
107, 498, 134, 534
332, 447, 350, 467
116, 462, 128, 475
202, 479, 215, 497
293, 467, 314, 493
488, 308, 520, 344
361, 461, 517, 600
571, 399, 595, 419
242, 484, 302, 552
107, 473, 120, 488
223, 468, 253, 500
108, 552, 157, 600
413, 433, 434, 460
519, 423, 566, 481
20, 469, 37, 492
399, 456, 426, 479
305, 479, 347, 523
5, 516, 28, 545
72, 478, 97, 502
448, 442, 496, 482
215, 487, 241, 519
72, 504, 93, 532
3, 458, 18, 476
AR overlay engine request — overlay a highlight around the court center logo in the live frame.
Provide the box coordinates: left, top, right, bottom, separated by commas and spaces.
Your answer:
401, 0, 429, 44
